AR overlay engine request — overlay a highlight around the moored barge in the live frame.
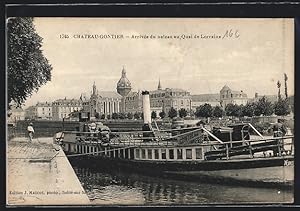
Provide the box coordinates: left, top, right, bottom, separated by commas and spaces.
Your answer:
54, 91, 294, 188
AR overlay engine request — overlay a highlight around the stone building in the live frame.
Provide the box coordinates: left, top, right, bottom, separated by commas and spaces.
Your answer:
220, 85, 248, 108
83, 82, 122, 118
124, 79, 192, 116
116, 67, 132, 112
52, 98, 83, 120
191, 94, 220, 110
24, 102, 52, 120
36, 102, 52, 120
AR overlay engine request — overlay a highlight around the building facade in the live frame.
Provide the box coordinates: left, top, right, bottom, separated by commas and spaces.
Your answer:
52, 98, 83, 120
83, 82, 122, 118
124, 80, 192, 116
220, 85, 248, 108
35, 102, 52, 120
191, 94, 220, 111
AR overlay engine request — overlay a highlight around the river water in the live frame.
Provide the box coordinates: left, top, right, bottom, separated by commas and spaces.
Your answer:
72, 166, 293, 205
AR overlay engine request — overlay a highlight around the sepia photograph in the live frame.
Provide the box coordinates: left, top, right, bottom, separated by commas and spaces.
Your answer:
6, 17, 294, 206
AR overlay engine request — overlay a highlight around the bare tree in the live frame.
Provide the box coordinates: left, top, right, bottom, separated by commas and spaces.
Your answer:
284, 73, 288, 99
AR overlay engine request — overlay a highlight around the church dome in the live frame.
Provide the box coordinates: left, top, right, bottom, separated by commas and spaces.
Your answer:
117, 67, 132, 97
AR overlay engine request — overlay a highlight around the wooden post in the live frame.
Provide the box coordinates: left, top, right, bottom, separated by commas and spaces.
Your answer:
249, 141, 253, 158
278, 139, 282, 156
226, 144, 229, 160
229, 131, 233, 148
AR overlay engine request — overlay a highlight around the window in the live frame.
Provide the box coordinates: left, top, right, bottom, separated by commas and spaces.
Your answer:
141, 149, 146, 159
196, 148, 202, 159
181, 100, 184, 105
177, 149, 183, 159
135, 149, 140, 159
186, 149, 192, 159
169, 149, 174, 159
148, 149, 152, 159
154, 149, 159, 159
161, 149, 166, 159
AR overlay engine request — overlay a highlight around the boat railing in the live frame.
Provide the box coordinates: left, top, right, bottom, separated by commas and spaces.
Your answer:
204, 135, 294, 160
60, 129, 294, 156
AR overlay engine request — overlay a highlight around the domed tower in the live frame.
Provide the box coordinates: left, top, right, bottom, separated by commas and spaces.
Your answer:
117, 66, 132, 112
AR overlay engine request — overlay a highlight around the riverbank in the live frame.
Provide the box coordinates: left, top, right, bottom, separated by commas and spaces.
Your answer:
7, 137, 90, 206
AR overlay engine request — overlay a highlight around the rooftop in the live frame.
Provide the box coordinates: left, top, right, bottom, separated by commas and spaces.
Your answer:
191, 94, 220, 102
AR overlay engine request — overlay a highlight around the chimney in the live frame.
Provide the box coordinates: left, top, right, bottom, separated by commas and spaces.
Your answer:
142, 90, 151, 124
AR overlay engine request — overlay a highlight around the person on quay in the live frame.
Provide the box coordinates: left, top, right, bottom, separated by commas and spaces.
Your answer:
27, 122, 35, 142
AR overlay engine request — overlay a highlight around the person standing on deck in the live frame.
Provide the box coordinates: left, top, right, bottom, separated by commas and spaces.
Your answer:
272, 119, 287, 156
273, 119, 287, 137
27, 122, 34, 142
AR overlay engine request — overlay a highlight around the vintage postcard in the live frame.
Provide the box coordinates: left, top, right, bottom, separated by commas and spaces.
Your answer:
7, 18, 294, 206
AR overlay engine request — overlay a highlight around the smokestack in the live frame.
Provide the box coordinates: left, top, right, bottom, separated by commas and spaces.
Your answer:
142, 90, 151, 124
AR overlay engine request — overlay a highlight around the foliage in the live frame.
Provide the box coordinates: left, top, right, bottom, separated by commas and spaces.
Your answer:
274, 98, 290, 116
100, 114, 105, 119
168, 107, 177, 119
253, 96, 273, 116
106, 114, 111, 119
134, 112, 141, 119
127, 112, 133, 119
195, 103, 213, 118
159, 110, 166, 119
277, 80, 281, 100
112, 112, 118, 119
94, 112, 100, 119
151, 111, 157, 119
252, 122, 272, 135
212, 106, 223, 117
241, 103, 255, 117
7, 17, 52, 109
225, 103, 242, 117
118, 112, 127, 119
178, 108, 187, 118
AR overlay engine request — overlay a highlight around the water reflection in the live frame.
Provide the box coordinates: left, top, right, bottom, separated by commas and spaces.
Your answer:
73, 166, 293, 205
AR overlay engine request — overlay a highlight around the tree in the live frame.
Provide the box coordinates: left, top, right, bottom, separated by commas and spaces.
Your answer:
274, 98, 290, 116
241, 103, 255, 117
127, 112, 133, 119
118, 112, 126, 119
254, 96, 273, 116
112, 112, 118, 119
100, 114, 105, 119
277, 80, 281, 100
106, 114, 111, 119
168, 107, 178, 119
159, 111, 166, 119
195, 103, 213, 118
94, 112, 100, 119
7, 17, 52, 109
178, 108, 188, 118
151, 111, 157, 119
213, 105, 223, 117
225, 103, 241, 117
133, 112, 141, 119
284, 73, 288, 99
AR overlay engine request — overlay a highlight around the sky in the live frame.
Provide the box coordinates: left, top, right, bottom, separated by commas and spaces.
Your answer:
21, 18, 294, 108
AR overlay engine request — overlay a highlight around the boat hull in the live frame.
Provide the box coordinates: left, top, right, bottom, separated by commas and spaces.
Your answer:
68, 154, 294, 188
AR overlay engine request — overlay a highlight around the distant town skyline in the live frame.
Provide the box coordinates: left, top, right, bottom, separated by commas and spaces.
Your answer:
21, 18, 294, 108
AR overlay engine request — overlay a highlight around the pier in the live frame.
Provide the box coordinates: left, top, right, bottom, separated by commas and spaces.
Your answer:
7, 137, 90, 206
